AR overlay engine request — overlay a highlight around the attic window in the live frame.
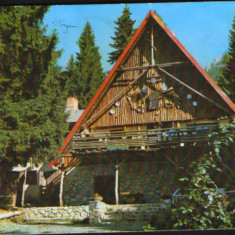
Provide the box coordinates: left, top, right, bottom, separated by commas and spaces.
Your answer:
149, 92, 159, 110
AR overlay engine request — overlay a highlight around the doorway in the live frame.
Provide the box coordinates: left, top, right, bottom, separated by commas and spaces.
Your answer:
94, 175, 115, 204
16, 175, 24, 207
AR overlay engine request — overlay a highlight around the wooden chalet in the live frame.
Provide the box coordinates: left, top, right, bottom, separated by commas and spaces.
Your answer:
51, 11, 235, 206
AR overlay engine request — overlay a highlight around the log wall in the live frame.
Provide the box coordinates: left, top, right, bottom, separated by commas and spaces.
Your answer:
86, 22, 223, 129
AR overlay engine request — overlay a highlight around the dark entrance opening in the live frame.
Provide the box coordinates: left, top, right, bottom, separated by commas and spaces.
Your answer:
94, 175, 115, 204
16, 175, 24, 207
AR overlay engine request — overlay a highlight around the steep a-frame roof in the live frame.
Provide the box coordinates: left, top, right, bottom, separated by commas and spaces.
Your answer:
58, 10, 235, 155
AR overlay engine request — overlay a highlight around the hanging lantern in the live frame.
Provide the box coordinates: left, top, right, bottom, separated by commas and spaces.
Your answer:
187, 94, 192, 100
192, 101, 197, 107
142, 86, 147, 93
110, 109, 115, 115
115, 101, 120, 107
161, 84, 167, 91
151, 77, 157, 84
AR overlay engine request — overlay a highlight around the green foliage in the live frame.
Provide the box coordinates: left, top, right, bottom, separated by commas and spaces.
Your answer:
172, 119, 235, 229
66, 22, 104, 109
0, 6, 69, 192
149, 207, 174, 230
142, 224, 156, 231
108, 4, 136, 64
63, 55, 79, 98
145, 119, 235, 230
172, 161, 232, 229
217, 16, 235, 102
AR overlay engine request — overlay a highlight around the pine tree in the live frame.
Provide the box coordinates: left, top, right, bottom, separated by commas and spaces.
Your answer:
217, 16, 235, 102
0, 6, 69, 196
64, 55, 79, 97
74, 21, 104, 108
108, 4, 136, 64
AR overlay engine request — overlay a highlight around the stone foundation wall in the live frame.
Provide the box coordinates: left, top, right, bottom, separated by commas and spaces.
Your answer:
89, 201, 164, 224
22, 206, 89, 221
22, 202, 164, 224
63, 157, 177, 206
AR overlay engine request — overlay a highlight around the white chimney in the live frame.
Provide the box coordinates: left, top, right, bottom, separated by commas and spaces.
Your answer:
66, 97, 78, 110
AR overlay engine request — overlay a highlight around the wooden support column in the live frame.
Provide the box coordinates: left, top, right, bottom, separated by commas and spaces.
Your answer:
115, 159, 119, 205
59, 171, 65, 207
59, 157, 65, 207
21, 168, 28, 207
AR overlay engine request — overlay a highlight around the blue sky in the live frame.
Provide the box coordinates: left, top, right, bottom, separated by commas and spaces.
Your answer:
43, 2, 235, 72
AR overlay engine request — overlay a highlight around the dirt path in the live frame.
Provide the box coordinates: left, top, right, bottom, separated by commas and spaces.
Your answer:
0, 220, 143, 234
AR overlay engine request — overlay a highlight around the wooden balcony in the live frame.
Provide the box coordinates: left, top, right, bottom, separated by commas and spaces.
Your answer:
71, 124, 222, 154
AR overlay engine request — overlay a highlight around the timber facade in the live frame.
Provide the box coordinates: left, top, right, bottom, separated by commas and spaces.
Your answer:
51, 11, 235, 207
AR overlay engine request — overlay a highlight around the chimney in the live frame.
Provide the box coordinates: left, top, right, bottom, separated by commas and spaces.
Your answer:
66, 97, 78, 110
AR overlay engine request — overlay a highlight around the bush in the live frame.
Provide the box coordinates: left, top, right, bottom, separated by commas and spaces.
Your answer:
150, 207, 175, 230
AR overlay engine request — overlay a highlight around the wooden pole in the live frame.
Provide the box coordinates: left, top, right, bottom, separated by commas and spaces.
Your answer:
59, 157, 65, 207
59, 171, 65, 207
21, 168, 27, 207
151, 22, 155, 67
115, 160, 119, 205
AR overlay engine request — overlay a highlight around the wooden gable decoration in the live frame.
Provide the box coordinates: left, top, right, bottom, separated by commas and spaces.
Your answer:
149, 91, 160, 110
59, 11, 235, 155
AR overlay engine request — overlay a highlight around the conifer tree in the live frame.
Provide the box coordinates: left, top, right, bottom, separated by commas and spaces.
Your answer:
64, 55, 79, 97
0, 6, 69, 196
108, 4, 136, 64
74, 21, 104, 108
218, 16, 235, 102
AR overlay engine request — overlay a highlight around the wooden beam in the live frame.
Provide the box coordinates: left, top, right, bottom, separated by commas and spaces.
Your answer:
115, 159, 119, 205
151, 22, 155, 68
117, 62, 186, 72
84, 69, 148, 127
158, 67, 231, 114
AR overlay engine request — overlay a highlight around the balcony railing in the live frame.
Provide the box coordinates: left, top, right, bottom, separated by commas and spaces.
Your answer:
71, 124, 222, 154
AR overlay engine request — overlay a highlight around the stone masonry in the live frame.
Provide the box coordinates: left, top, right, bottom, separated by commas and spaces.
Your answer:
63, 157, 178, 206
22, 206, 89, 221
22, 202, 164, 225
89, 201, 164, 225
